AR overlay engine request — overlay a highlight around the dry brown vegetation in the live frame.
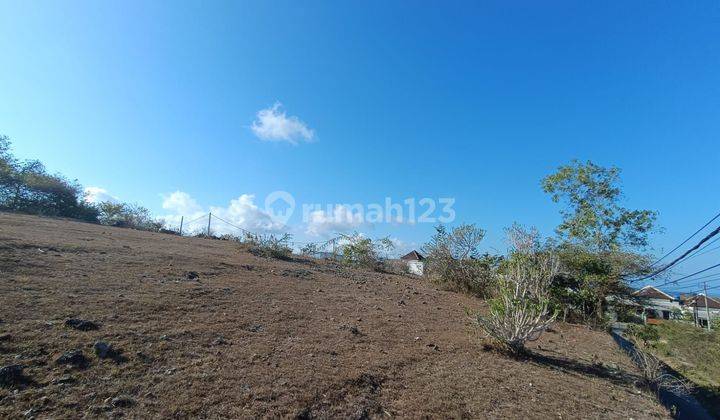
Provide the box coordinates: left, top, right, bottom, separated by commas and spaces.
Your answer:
0, 213, 670, 418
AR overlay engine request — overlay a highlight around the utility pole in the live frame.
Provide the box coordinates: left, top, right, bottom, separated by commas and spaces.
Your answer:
207, 213, 212, 237
705, 282, 712, 331
179, 216, 184, 236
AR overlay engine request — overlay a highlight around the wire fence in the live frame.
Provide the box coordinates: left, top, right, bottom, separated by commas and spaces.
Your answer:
170, 212, 343, 257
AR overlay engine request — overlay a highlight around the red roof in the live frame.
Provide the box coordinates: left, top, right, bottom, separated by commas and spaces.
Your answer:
632, 286, 674, 301
684, 295, 720, 309
401, 250, 424, 261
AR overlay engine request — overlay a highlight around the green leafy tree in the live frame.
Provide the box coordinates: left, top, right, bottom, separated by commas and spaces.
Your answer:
542, 160, 657, 323
96, 201, 162, 231
0, 135, 98, 221
542, 160, 656, 252
338, 232, 394, 271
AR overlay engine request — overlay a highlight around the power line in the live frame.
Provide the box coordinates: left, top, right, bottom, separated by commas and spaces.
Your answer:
182, 213, 209, 226
629, 224, 720, 283
656, 270, 720, 288
678, 236, 720, 263
663, 276, 720, 291
188, 214, 344, 254
209, 214, 253, 235
681, 283, 720, 296
648, 210, 720, 267
650, 262, 720, 289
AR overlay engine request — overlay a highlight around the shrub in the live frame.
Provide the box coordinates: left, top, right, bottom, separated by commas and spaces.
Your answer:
627, 324, 660, 346
423, 224, 500, 296
337, 232, 394, 271
300, 242, 320, 257
477, 241, 559, 353
96, 201, 163, 231
218, 233, 242, 242
245, 232, 293, 260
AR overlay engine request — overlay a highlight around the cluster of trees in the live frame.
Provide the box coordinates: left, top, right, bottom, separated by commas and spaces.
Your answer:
423, 160, 658, 352
0, 136, 99, 221
0, 135, 161, 231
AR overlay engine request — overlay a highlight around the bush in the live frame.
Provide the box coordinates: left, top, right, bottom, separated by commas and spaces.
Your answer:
423, 224, 500, 296
337, 232, 394, 271
245, 233, 293, 260
627, 324, 660, 346
0, 135, 99, 221
299, 242, 320, 257
477, 231, 559, 353
96, 201, 163, 231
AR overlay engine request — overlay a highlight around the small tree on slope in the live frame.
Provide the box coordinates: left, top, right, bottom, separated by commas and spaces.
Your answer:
478, 234, 559, 353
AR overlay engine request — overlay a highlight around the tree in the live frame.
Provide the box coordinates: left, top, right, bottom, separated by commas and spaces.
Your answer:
338, 232, 394, 271
542, 160, 657, 323
423, 224, 500, 296
478, 227, 559, 353
541, 160, 656, 252
0, 136, 98, 221
96, 201, 162, 231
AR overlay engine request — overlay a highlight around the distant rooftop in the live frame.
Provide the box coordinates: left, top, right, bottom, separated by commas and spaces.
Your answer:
632, 286, 674, 301
401, 250, 424, 261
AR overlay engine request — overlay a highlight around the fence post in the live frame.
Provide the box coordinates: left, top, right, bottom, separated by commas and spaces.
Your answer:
179, 216, 184, 236
207, 213, 212, 237
705, 283, 712, 331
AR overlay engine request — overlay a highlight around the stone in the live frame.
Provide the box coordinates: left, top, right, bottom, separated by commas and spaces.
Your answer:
110, 395, 136, 408
64, 319, 99, 331
51, 375, 76, 385
0, 364, 25, 386
212, 336, 228, 346
93, 341, 113, 359
55, 349, 88, 368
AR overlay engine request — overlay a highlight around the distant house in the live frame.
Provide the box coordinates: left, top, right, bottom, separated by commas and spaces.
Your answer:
681, 294, 720, 328
631, 286, 681, 323
401, 250, 425, 276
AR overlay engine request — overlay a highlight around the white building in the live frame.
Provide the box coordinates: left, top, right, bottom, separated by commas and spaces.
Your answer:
681, 294, 720, 328
401, 250, 425, 276
631, 286, 681, 322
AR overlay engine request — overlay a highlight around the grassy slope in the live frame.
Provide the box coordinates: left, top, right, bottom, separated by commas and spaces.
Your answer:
651, 322, 720, 413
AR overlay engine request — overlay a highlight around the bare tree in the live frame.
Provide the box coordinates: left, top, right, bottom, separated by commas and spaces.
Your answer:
505, 223, 541, 253
423, 224, 499, 296
477, 229, 559, 352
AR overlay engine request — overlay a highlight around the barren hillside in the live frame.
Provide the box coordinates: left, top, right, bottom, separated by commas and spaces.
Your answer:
0, 212, 668, 418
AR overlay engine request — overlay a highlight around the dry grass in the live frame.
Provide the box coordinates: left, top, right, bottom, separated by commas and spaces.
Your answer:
0, 212, 670, 418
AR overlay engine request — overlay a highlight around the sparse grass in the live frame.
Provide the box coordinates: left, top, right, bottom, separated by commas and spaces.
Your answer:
244, 232, 293, 260
643, 322, 720, 413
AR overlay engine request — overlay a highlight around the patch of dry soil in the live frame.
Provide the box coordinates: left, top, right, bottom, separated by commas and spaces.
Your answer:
0, 213, 669, 418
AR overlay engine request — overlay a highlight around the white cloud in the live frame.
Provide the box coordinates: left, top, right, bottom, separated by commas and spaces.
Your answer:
210, 194, 285, 233
162, 191, 202, 215
159, 191, 285, 235
84, 187, 119, 204
251, 102, 314, 144
387, 237, 419, 258
305, 205, 364, 237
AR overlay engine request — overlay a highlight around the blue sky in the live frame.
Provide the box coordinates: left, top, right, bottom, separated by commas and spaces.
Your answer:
1, 2, 719, 291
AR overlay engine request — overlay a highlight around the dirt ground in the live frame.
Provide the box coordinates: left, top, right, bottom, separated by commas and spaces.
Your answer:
0, 212, 669, 419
